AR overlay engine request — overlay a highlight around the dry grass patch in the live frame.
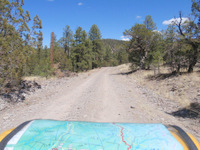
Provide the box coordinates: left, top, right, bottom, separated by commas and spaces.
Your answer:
120, 65, 200, 108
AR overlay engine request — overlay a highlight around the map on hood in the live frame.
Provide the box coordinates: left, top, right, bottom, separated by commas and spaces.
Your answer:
4, 120, 183, 150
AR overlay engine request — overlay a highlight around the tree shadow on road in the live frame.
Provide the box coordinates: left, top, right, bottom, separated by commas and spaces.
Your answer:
111, 70, 137, 76
146, 72, 181, 81
147, 69, 200, 81
169, 103, 200, 119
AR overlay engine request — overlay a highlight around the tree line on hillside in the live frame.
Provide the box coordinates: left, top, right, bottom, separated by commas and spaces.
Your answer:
124, 0, 199, 73
0, 0, 199, 93
49, 25, 128, 73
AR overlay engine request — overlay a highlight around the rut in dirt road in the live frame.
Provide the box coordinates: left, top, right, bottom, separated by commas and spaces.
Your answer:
64, 67, 135, 122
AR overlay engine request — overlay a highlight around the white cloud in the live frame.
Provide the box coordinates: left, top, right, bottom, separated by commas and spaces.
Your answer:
153, 30, 161, 33
162, 17, 189, 25
121, 36, 131, 41
78, 2, 83, 6
136, 16, 142, 19
152, 30, 163, 35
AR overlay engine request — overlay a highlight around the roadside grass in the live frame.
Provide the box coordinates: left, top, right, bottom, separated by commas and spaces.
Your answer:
118, 64, 200, 108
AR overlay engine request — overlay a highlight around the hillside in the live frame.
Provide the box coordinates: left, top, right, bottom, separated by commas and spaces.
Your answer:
101, 39, 127, 53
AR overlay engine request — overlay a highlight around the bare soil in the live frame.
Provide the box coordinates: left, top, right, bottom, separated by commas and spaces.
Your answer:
0, 66, 199, 141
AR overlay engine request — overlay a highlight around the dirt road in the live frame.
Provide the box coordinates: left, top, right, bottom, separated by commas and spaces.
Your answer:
0, 66, 199, 140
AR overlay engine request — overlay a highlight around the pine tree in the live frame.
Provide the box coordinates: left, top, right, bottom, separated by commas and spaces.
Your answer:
124, 24, 153, 69
150, 32, 165, 74
192, 0, 200, 25
173, 10, 199, 73
59, 25, 73, 57
71, 27, 92, 71
144, 15, 157, 31
0, 0, 42, 89
92, 39, 104, 68
89, 24, 102, 41
88, 25, 104, 68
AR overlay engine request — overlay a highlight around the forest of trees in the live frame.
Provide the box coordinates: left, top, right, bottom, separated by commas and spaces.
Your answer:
0, 0, 199, 92
124, 0, 199, 73
0, 0, 127, 92
50, 25, 128, 73
0, 0, 43, 91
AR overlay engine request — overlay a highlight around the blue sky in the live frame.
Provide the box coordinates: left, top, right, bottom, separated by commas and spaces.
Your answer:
23, 0, 192, 47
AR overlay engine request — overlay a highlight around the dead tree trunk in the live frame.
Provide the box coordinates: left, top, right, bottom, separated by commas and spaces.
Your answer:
50, 32, 54, 68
